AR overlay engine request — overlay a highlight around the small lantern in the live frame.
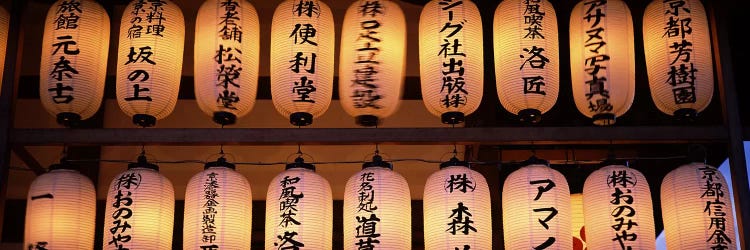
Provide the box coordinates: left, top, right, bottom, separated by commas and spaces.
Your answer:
0, 6, 9, 95
116, 0, 185, 127
661, 162, 737, 249
571, 193, 588, 250
643, 0, 713, 119
270, 0, 334, 126
265, 157, 332, 249
583, 165, 655, 250
423, 158, 492, 249
24, 162, 96, 250
103, 155, 175, 250
183, 157, 252, 249
569, 0, 635, 126
39, 0, 110, 127
494, 0, 559, 123
339, 0, 406, 127
419, 0, 483, 125
503, 162, 572, 250
194, 0, 259, 126
343, 155, 411, 249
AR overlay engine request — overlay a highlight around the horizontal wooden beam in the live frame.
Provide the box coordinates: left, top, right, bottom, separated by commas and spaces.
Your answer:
10, 126, 728, 146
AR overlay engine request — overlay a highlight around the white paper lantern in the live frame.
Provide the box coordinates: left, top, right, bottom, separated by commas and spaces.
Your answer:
582, 165, 655, 250
24, 166, 96, 250
494, 0, 559, 123
571, 193, 588, 250
339, 0, 406, 126
661, 162, 737, 249
39, 0, 109, 126
183, 158, 252, 249
419, 0, 483, 124
194, 0, 259, 126
265, 159, 332, 249
270, 0, 334, 126
643, 0, 713, 118
503, 164, 572, 250
116, 0, 185, 127
103, 158, 175, 250
0, 6, 9, 96
343, 157, 411, 249
569, 0, 635, 126
423, 160, 492, 249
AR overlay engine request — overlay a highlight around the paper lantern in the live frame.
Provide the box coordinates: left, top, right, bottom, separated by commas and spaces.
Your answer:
582, 165, 655, 250
270, 0, 334, 126
493, 0, 559, 123
183, 158, 252, 249
343, 156, 411, 249
661, 162, 737, 249
103, 156, 175, 250
265, 158, 332, 249
194, 0, 259, 126
643, 0, 713, 118
39, 0, 109, 127
339, 0, 406, 126
503, 164, 572, 249
24, 165, 96, 250
0, 6, 9, 95
571, 193, 588, 250
569, 0, 635, 126
116, 0, 185, 127
423, 158, 492, 249
419, 0, 483, 124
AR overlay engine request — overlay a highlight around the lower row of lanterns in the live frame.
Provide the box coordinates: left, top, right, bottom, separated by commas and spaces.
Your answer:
24, 155, 736, 250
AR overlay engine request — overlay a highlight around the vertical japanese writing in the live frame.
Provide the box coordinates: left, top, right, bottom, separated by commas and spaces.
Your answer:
607, 170, 639, 250
275, 175, 305, 249
438, 0, 468, 108
662, 0, 697, 104
108, 172, 142, 249
700, 166, 732, 249
444, 172, 477, 248
290, 0, 320, 103
124, 0, 167, 102
354, 172, 380, 249
48, 1, 82, 105
519, 0, 549, 96
351, 1, 384, 109
530, 179, 558, 249
581, 0, 613, 114
201, 172, 220, 249
215, 0, 243, 110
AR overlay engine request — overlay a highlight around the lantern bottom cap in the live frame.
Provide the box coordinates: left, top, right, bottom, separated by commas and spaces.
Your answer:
518, 109, 542, 124
56, 112, 81, 128
592, 113, 616, 126
213, 111, 237, 126
674, 108, 697, 120
133, 114, 156, 127
441, 112, 465, 125
356, 115, 379, 127
290, 112, 313, 127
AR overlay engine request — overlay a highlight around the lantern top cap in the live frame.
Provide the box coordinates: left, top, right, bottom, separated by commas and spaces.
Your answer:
205, 156, 235, 170
522, 155, 549, 166
48, 157, 77, 171
286, 156, 315, 171
440, 156, 469, 169
128, 155, 159, 171
362, 155, 393, 170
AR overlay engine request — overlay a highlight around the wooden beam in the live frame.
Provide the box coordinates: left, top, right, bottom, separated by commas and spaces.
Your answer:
11, 146, 46, 176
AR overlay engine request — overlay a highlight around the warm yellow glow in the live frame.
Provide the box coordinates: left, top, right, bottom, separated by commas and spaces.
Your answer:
418, 0, 483, 119
343, 166, 411, 249
423, 165, 492, 249
115, 0, 185, 121
194, 0, 259, 122
661, 163, 737, 250
502, 164, 572, 249
570, 193, 587, 250
265, 167, 333, 249
583, 165, 655, 250
183, 166, 252, 249
493, 0, 559, 116
643, 0, 713, 116
39, 0, 109, 121
569, 0, 635, 125
0, 6, 9, 95
24, 169, 96, 250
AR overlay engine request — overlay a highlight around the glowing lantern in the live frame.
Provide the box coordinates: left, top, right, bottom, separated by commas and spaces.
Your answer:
339, 0, 406, 126
24, 163, 96, 250
39, 0, 109, 127
343, 155, 411, 249
116, 0, 184, 127
103, 156, 175, 250
661, 162, 737, 249
643, 0, 713, 119
503, 163, 572, 249
493, 0, 559, 123
194, 0, 259, 126
583, 165, 655, 250
571, 193, 588, 250
183, 157, 252, 249
265, 157, 332, 249
270, 0, 334, 126
423, 158, 492, 249
419, 0, 483, 125
0, 6, 9, 95
569, 0, 635, 126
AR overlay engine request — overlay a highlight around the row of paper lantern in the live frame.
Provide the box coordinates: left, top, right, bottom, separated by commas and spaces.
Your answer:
20, 0, 713, 128
25, 156, 737, 250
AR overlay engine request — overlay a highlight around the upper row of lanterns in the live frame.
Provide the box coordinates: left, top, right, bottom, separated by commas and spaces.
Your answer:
24, 0, 713, 127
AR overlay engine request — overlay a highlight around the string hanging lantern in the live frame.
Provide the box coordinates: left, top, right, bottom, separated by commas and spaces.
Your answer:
493, 0, 559, 123
39, 0, 109, 127
194, 0, 259, 126
419, 0, 483, 125
116, 0, 184, 127
569, 0, 635, 126
643, 0, 713, 119
0, 6, 10, 95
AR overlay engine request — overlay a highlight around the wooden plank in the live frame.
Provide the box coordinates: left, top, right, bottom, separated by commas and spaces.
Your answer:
10, 146, 46, 176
